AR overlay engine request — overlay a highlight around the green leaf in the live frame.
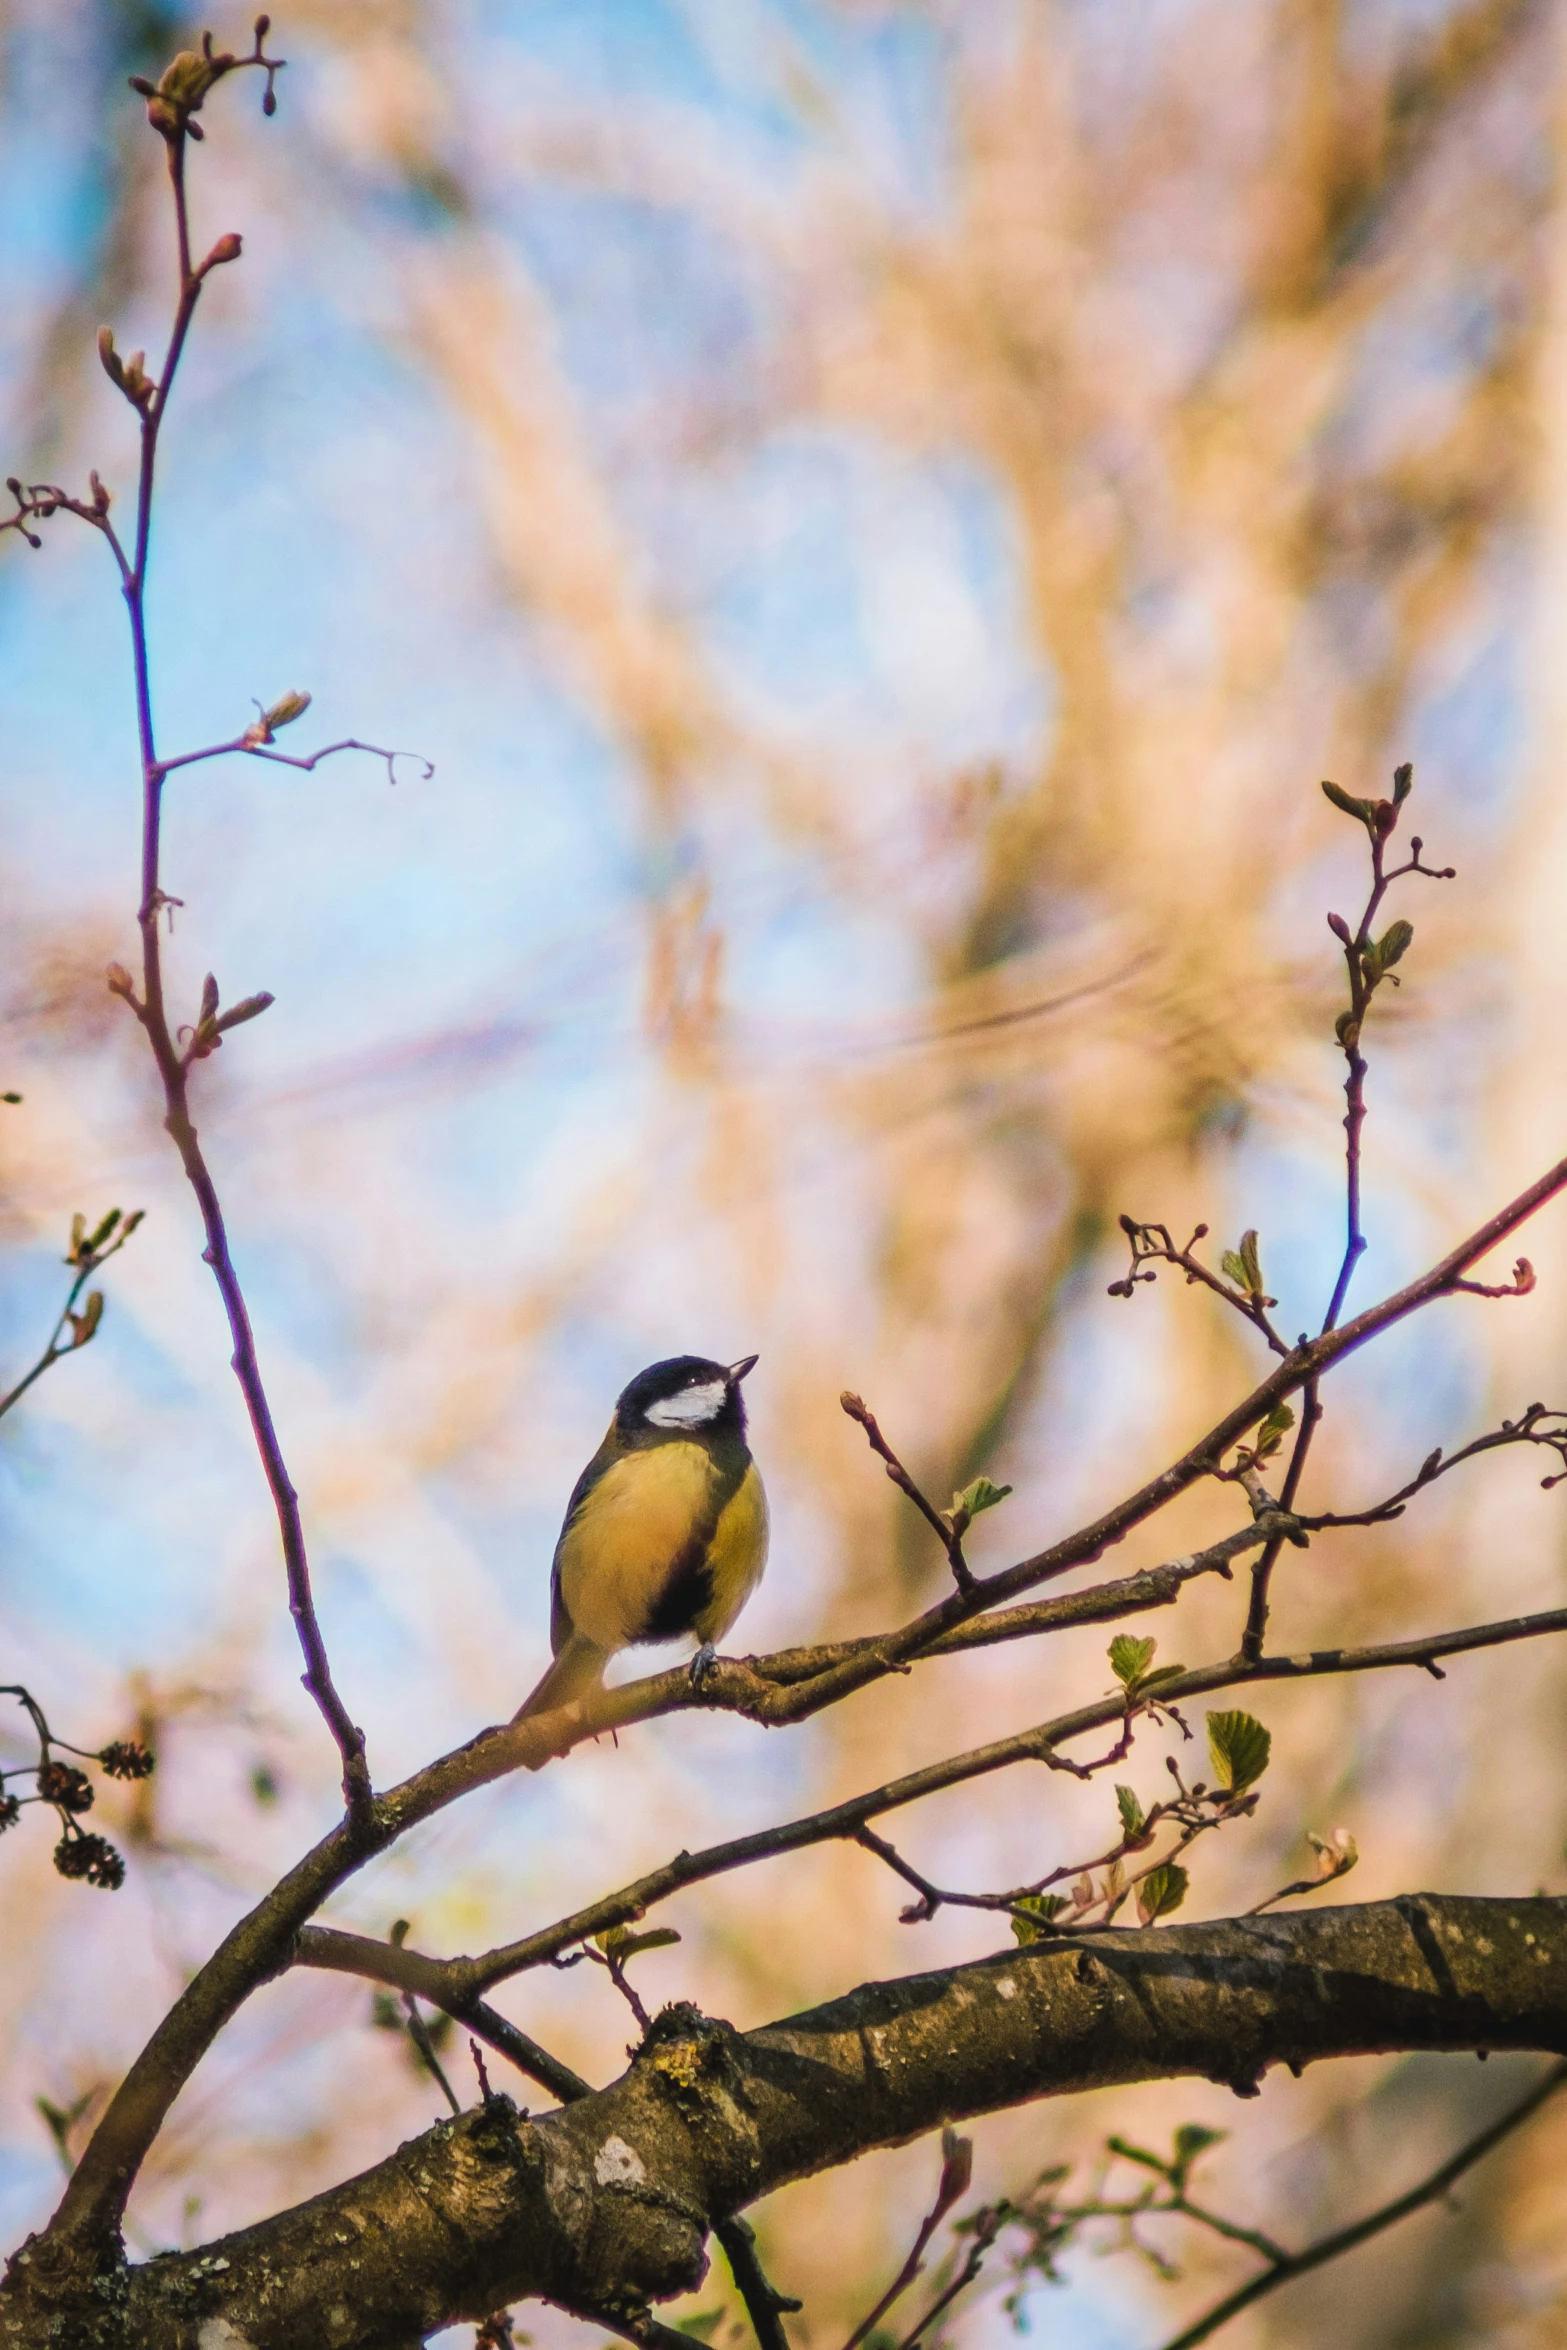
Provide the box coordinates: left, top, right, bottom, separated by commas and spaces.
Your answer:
1135, 1863, 1189, 1924
1109, 1634, 1156, 1691
1392, 761, 1414, 804
1238, 1229, 1262, 1294
673, 2312, 724, 2340
1321, 778, 1377, 827
1115, 1784, 1145, 1838
1220, 1250, 1248, 1287
952, 1475, 1014, 1519
1170, 2124, 1226, 2183
1010, 1893, 1069, 1946
597, 1924, 682, 1962
1206, 1709, 1272, 1794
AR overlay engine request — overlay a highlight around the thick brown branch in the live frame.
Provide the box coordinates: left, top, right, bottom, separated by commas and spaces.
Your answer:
17, 1897, 1562, 2350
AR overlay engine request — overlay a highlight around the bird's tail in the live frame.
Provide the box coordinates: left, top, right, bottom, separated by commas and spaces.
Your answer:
514, 1631, 609, 1723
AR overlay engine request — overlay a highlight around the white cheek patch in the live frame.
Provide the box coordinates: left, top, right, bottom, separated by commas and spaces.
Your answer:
645, 1379, 727, 1428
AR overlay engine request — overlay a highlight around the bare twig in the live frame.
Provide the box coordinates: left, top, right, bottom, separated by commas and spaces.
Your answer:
1157, 2060, 1567, 2350
154, 731, 431, 787
717, 2217, 803, 2350
842, 2130, 973, 2350
840, 1391, 979, 1594
74, 31, 372, 1821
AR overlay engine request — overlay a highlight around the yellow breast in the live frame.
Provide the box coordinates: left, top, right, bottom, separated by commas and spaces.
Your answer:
556, 1441, 722, 1651
555, 1445, 769, 1653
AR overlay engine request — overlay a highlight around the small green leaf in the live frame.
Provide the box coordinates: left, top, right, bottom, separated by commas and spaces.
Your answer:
952, 1475, 1014, 1519
1115, 1785, 1145, 1838
1220, 1250, 1248, 1287
1010, 1893, 1069, 1946
1321, 779, 1377, 827
673, 2312, 724, 2340
1109, 1634, 1156, 1690
1135, 1863, 1189, 1924
1207, 1709, 1272, 1794
1392, 761, 1414, 804
597, 1924, 681, 1962
1238, 1229, 1262, 1294
1170, 2124, 1226, 2182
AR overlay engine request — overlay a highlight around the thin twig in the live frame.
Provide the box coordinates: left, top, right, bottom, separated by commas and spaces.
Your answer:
1156, 2060, 1567, 2350
717, 2217, 803, 2350
1108, 1220, 1290, 1358
840, 1391, 978, 1594
154, 732, 431, 786
0, 1214, 143, 1422
842, 2132, 973, 2350
100, 53, 370, 1820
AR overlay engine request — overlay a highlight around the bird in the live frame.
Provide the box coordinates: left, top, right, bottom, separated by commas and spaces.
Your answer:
516, 1353, 768, 1720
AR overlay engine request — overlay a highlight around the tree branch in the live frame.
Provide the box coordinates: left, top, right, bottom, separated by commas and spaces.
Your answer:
29, 1896, 1562, 2350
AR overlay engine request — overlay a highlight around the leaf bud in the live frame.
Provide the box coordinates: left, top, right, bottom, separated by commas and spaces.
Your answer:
106, 962, 135, 1001
1392, 761, 1413, 803
1326, 911, 1352, 943
204, 232, 243, 269
1374, 917, 1414, 972
214, 991, 276, 1034
97, 327, 125, 389
263, 688, 312, 732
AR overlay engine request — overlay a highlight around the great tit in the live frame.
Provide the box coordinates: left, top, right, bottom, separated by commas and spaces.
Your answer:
516, 1353, 767, 1719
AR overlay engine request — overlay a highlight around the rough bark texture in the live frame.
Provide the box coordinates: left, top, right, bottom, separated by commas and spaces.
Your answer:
4, 1894, 1565, 2349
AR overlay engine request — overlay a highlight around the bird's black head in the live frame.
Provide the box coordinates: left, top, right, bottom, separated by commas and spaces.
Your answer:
615, 1353, 758, 1440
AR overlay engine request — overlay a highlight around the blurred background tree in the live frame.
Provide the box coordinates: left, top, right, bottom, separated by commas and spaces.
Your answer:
2, 2, 1566, 2343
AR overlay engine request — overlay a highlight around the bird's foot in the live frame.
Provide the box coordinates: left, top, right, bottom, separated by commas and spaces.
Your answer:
689, 1642, 718, 1692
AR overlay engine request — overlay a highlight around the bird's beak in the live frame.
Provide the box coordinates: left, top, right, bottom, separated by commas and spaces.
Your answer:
726, 1354, 759, 1385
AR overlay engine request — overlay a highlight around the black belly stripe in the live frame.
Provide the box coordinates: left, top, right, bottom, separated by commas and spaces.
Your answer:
639, 1529, 717, 1643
